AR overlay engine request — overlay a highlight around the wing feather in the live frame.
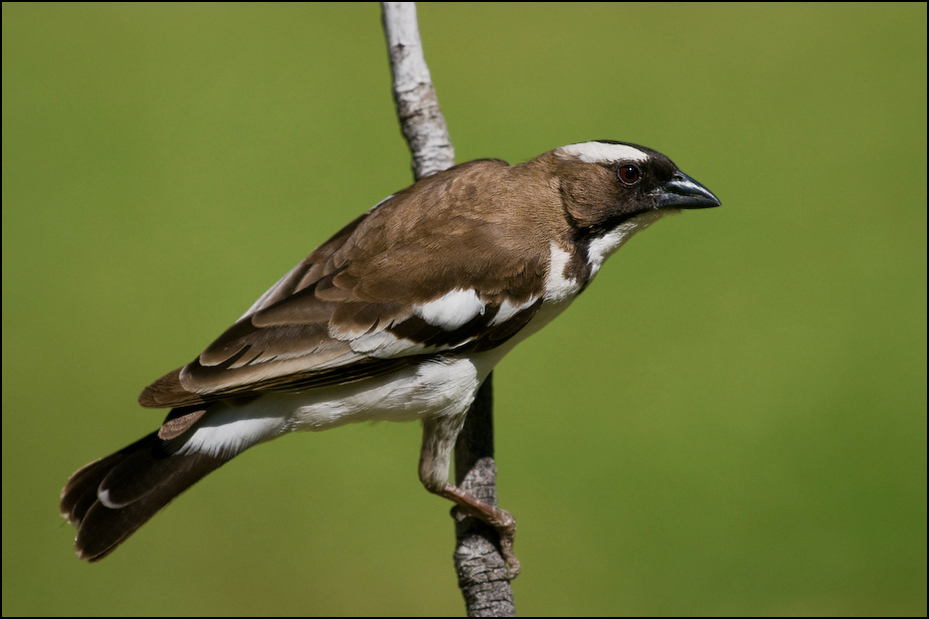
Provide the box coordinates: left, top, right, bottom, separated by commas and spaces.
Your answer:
139, 159, 548, 409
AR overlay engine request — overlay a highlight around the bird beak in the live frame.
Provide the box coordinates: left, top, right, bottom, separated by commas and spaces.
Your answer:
656, 171, 721, 209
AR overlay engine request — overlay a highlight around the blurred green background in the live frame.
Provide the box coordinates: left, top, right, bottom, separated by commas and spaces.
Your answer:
3, 2, 925, 616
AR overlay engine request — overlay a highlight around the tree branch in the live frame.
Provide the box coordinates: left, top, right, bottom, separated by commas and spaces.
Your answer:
452, 374, 516, 616
381, 2, 454, 181
380, 3, 515, 616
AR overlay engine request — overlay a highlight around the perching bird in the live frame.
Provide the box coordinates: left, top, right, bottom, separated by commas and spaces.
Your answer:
60, 140, 720, 573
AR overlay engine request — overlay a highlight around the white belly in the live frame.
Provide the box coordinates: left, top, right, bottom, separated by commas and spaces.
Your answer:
173, 349, 507, 459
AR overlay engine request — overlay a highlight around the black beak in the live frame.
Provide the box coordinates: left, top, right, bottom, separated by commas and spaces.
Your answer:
656, 170, 721, 209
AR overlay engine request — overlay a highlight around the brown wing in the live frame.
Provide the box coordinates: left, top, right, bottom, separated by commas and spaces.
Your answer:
139, 159, 549, 409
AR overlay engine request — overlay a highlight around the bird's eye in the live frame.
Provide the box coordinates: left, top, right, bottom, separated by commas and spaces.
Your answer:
617, 164, 641, 186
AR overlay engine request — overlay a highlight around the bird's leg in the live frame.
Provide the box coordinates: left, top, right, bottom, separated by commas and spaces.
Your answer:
419, 415, 520, 577
438, 483, 519, 577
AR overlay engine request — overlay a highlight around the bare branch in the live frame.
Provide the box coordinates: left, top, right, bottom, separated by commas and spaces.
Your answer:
452, 375, 516, 616
380, 3, 515, 615
381, 2, 455, 181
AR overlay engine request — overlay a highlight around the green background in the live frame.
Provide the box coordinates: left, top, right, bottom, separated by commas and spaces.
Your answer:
3, 3, 925, 616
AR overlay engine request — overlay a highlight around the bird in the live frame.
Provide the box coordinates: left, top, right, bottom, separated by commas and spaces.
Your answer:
59, 139, 720, 574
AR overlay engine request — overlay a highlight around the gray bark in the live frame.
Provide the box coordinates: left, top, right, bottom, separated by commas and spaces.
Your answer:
380, 3, 515, 616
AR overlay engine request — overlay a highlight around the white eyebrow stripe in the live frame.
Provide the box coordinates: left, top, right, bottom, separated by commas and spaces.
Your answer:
556, 141, 648, 164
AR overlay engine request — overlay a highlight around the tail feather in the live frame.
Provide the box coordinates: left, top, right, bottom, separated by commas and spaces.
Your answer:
60, 431, 230, 562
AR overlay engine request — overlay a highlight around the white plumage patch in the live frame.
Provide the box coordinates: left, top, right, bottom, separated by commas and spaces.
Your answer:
556, 141, 648, 164
490, 296, 539, 326
345, 329, 429, 358
487, 242, 585, 351
172, 353, 504, 461
586, 209, 677, 276
544, 242, 582, 302
415, 288, 486, 330
173, 403, 289, 459
97, 488, 127, 509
